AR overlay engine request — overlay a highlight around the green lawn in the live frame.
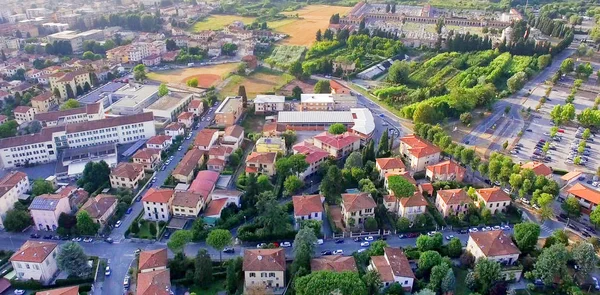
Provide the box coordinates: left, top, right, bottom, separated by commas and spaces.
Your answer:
188, 279, 226, 295
241, 113, 266, 134
453, 267, 470, 295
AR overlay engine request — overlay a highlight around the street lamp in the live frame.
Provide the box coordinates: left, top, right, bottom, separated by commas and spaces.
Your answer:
244, 215, 247, 224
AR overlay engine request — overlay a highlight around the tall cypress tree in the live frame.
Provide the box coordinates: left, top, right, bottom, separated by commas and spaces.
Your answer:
377, 130, 389, 157
65, 84, 75, 99
238, 85, 247, 108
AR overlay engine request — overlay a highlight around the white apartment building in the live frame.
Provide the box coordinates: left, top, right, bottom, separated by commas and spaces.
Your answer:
29, 194, 71, 231
253, 95, 285, 114
110, 84, 159, 116
14, 106, 37, 124
10, 241, 59, 283
34, 103, 104, 127
142, 188, 174, 221
0, 171, 29, 229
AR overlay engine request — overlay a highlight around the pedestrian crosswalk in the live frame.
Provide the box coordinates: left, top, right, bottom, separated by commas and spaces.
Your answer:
540, 223, 553, 233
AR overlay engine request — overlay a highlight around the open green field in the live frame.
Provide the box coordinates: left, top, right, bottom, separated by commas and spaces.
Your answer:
265, 45, 306, 69
220, 68, 294, 98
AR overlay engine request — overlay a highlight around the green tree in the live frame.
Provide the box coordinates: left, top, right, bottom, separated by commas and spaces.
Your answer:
167, 230, 192, 253
295, 271, 367, 295
591, 206, 600, 227
31, 179, 54, 196
284, 175, 303, 196
194, 249, 213, 287
562, 196, 581, 218
60, 99, 81, 110
447, 237, 463, 258
428, 262, 451, 292
289, 61, 303, 79
513, 222, 540, 253
460, 112, 472, 125
57, 242, 91, 278
474, 259, 501, 294
418, 250, 442, 273
533, 243, 570, 286
133, 64, 146, 81
4, 209, 31, 232
385, 283, 405, 295
396, 217, 410, 231
186, 78, 199, 88
571, 242, 596, 279
320, 166, 343, 204
507, 71, 528, 93
130, 221, 140, 234
388, 61, 410, 84
328, 123, 346, 134
292, 228, 317, 275
292, 86, 303, 99
560, 58, 574, 73
148, 222, 157, 237
314, 80, 331, 93
344, 151, 363, 169
363, 270, 382, 294
537, 54, 551, 69
206, 229, 232, 262
256, 175, 274, 192
413, 103, 438, 124
76, 211, 99, 235
225, 257, 243, 294
377, 130, 390, 156
388, 175, 415, 199
158, 83, 169, 97
441, 268, 456, 294
416, 233, 443, 252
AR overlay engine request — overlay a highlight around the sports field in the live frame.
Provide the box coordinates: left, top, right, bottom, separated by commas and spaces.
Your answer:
147, 63, 241, 88
220, 69, 294, 98
191, 15, 257, 32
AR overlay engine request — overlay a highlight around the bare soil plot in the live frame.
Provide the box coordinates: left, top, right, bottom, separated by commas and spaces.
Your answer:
220, 69, 294, 98
147, 63, 241, 88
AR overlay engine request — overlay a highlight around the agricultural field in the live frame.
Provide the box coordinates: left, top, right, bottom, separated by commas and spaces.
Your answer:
191, 15, 256, 32
220, 68, 294, 98
146, 63, 241, 88
264, 45, 306, 69
270, 5, 354, 46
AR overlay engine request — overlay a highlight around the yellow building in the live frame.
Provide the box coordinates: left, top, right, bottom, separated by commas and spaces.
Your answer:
106, 45, 130, 63
255, 137, 286, 154
172, 191, 204, 218
31, 92, 57, 113
243, 249, 286, 293
48, 70, 92, 100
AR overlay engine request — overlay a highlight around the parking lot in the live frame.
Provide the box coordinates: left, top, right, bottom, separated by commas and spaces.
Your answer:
511, 61, 600, 173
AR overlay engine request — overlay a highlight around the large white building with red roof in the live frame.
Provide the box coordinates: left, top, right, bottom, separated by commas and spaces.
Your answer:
243, 248, 286, 292
142, 188, 174, 221
0, 171, 29, 229
399, 134, 441, 172
292, 194, 323, 224
10, 241, 58, 283
341, 192, 377, 227
426, 160, 466, 182
245, 152, 277, 176
313, 131, 361, 159
368, 247, 415, 291
292, 141, 330, 180
475, 187, 511, 214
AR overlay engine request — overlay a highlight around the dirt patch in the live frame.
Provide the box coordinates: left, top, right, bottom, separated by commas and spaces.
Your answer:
327, 205, 345, 232
220, 69, 294, 98
187, 74, 221, 88
147, 63, 240, 84
279, 79, 317, 96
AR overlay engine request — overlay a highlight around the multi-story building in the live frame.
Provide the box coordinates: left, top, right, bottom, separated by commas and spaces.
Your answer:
142, 188, 174, 221
255, 137, 286, 154
245, 152, 277, 176
435, 188, 472, 217
243, 249, 286, 292
14, 106, 37, 124
0, 171, 29, 229
193, 128, 219, 153
475, 187, 511, 214
313, 132, 361, 159
399, 134, 441, 172
222, 125, 244, 150
48, 70, 91, 100
164, 122, 185, 138
10, 241, 58, 283
172, 149, 203, 183
31, 92, 57, 113
80, 194, 117, 226
341, 192, 376, 227
146, 135, 172, 151
111, 84, 160, 116
311, 255, 358, 273
292, 142, 329, 180
300, 94, 333, 111
132, 148, 161, 170
29, 194, 71, 231
207, 145, 232, 172
187, 99, 204, 116
139, 248, 168, 273
292, 194, 323, 225
253, 95, 285, 114
368, 247, 415, 292
47, 30, 104, 53
467, 230, 520, 264
215, 96, 244, 126
34, 103, 104, 127
177, 111, 194, 128
376, 157, 406, 180
397, 192, 428, 221
171, 191, 204, 218
109, 162, 145, 190
426, 160, 466, 183
137, 248, 173, 295
564, 183, 600, 216
144, 91, 194, 122
521, 161, 552, 177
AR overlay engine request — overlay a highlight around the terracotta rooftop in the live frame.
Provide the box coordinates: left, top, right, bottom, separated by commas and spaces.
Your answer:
419, 182, 434, 195
172, 149, 203, 177
311, 255, 357, 272
136, 269, 171, 295
400, 134, 441, 158
110, 162, 144, 180
0, 171, 27, 196
189, 100, 203, 109
292, 142, 330, 164
476, 187, 511, 203
246, 152, 277, 164
172, 191, 203, 208
426, 160, 465, 177
567, 183, 600, 205
521, 161, 552, 177
376, 157, 406, 171
138, 248, 168, 271
292, 194, 323, 217
142, 188, 174, 204
10, 241, 57, 263
165, 122, 183, 131
224, 125, 244, 138
314, 131, 361, 150
341, 192, 376, 212
399, 191, 428, 208
329, 79, 351, 95
209, 145, 233, 157
469, 230, 520, 257
177, 111, 193, 120
35, 286, 79, 295
384, 247, 415, 279
371, 256, 394, 282
31, 92, 53, 102
204, 198, 228, 217
146, 135, 172, 146
132, 148, 160, 160
437, 188, 472, 205
194, 128, 218, 147
81, 194, 117, 219
561, 170, 582, 181
14, 106, 33, 113
208, 158, 225, 168
243, 248, 286, 272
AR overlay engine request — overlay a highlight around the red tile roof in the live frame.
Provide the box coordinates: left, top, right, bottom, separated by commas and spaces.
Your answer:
419, 183, 434, 195
146, 135, 172, 146
31, 92, 53, 102
476, 187, 511, 203
246, 152, 277, 164
314, 132, 361, 150
329, 80, 351, 95
177, 111, 193, 120
224, 125, 244, 139
399, 191, 428, 208
35, 286, 79, 295
204, 198, 228, 217
111, 162, 144, 180
437, 188, 472, 205
189, 100, 203, 109
172, 149, 203, 177
194, 129, 218, 147
209, 145, 233, 157
567, 183, 600, 205
142, 188, 174, 203
426, 160, 465, 177
138, 249, 168, 271
292, 194, 323, 217
384, 247, 415, 279
81, 194, 117, 219
136, 269, 171, 295
208, 158, 225, 168
10, 241, 57, 263
376, 157, 406, 171
165, 122, 183, 131
292, 142, 330, 164
400, 134, 441, 158
189, 170, 219, 198
243, 249, 286, 272
341, 192, 376, 212
521, 161, 552, 177
172, 191, 203, 208
14, 106, 33, 113
469, 230, 520, 257
0, 171, 27, 196
311, 255, 357, 272
132, 148, 160, 160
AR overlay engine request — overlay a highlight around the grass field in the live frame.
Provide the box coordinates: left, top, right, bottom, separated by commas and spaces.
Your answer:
265, 45, 306, 69
271, 5, 353, 46
220, 68, 294, 98
191, 15, 257, 32
147, 63, 241, 88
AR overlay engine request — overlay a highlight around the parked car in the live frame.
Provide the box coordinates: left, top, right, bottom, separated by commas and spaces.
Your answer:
105, 266, 111, 276
72, 237, 82, 242
582, 231, 592, 238
126, 207, 133, 214
360, 241, 370, 247
124, 276, 130, 289
256, 243, 266, 248
399, 234, 407, 239
353, 237, 362, 242
83, 237, 93, 243
469, 228, 479, 233
364, 236, 374, 241
280, 242, 292, 248
445, 235, 454, 240
321, 250, 332, 256
105, 238, 114, 244
14, 290, 25, 295
115, 220, 122, 228
335, 239, 344, 244
43, 234, 52, 239
333, 250, 344, 255
223, 247, 235, 253
315, 239, 324, 245
30, 233, 40, 239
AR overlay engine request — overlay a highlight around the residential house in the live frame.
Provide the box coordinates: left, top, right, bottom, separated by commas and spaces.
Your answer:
426, 160, 466, 182
368, 247, 415, 291
313, 132, 361, 159
207, 145, 233, 172
521, 161, 552, 177
29, 194, 71, 231
466, 230, 522, 280
0, 171, 29, 229
10, 241, 58, 283
210, 190, 243, 208
142, 188, 174, 221
435, 188, 472, 217
35, 286, 79, 295
376, 157, 406, 180
475, 187, 511, 214
80, 194, 117, 226
188, 100, 204, 116
48, 70, 91, 100
311, 255, 357, 272
139, 248, 168, 273
243, 249, 286, 292
253, 95, 285, 114
110, 162, 145, 190
164, 122, 185, 138
564, 183, 600, 215
215, 96, 244, 126
146, 135, 172, 151
204, 198, 230, 218
397, 192, 428, 221
177, 111, 194, 128
31, 92, 57, 113
292, 142, 329, 180
341, 192, 376, 227
245, 152, 277, 176
171, 191, 204, 218
189, 170, 220, 201
222, 125, 244, 150
0, 115, 6, 124
292, 194, 323, 226
172, 149, 203, 183
194, 128, 219, 153
255, 137, 286, 154
132, 148, 161, 170
14, 106, 36, 124
399, 134, 441, 172
136, 268, 172, 295
142, 54, 161, 66
558, 171, 583, 188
